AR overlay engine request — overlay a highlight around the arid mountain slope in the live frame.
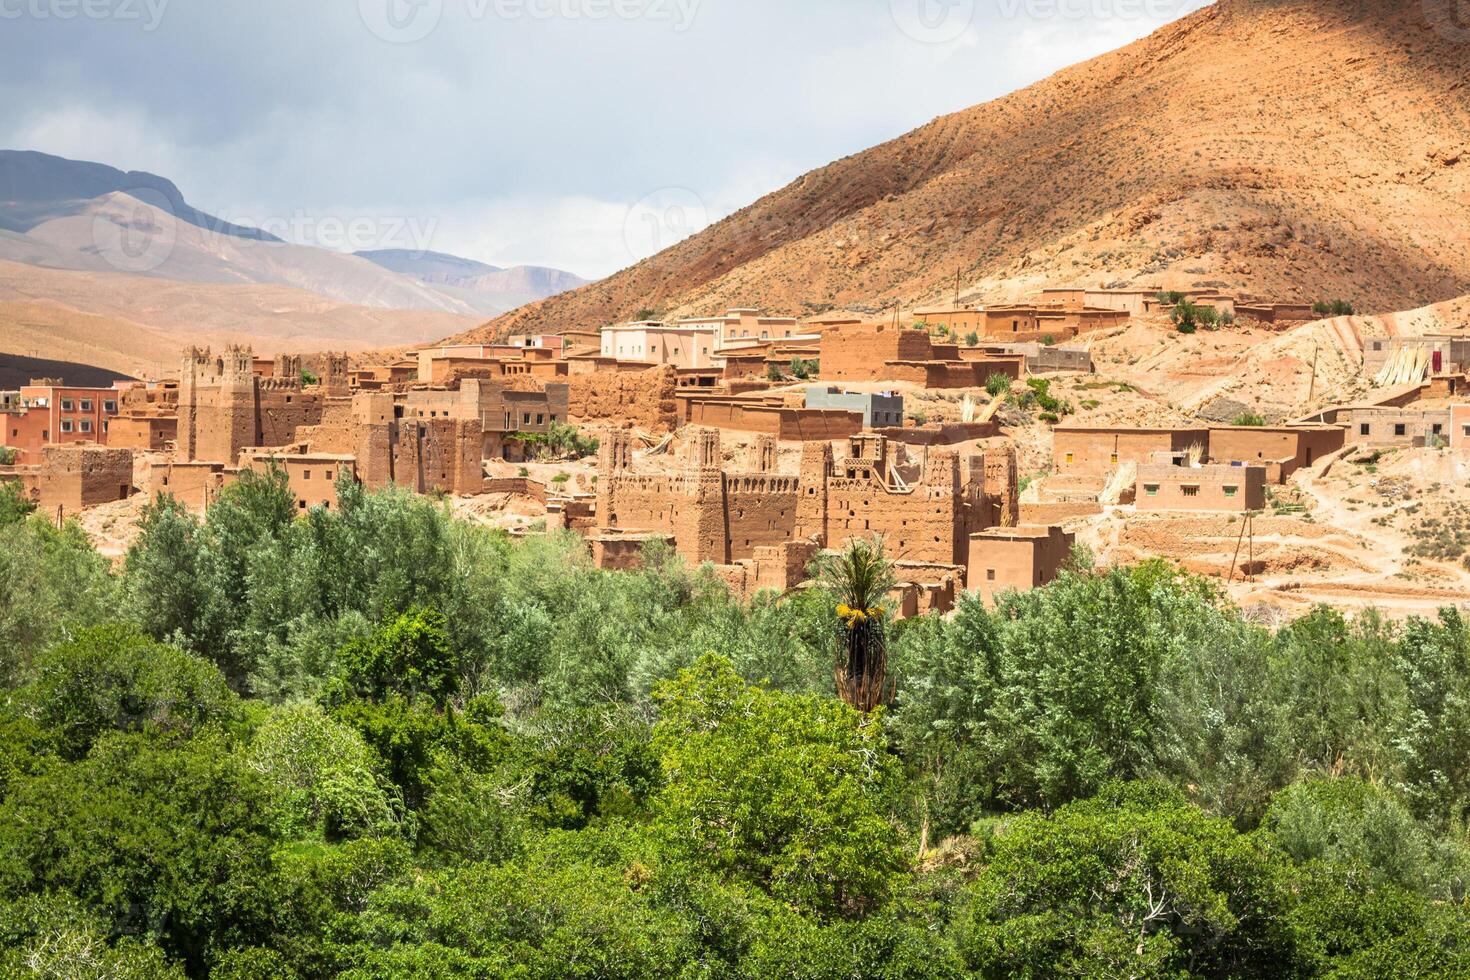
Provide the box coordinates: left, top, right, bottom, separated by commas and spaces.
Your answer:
0, 259, 480, 377
457, 0, 1470, 343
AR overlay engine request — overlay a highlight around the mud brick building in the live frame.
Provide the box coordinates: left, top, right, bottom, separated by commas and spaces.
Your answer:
240, 449, 358, 513
589, 428, 1040, 609
178, 346, 345, 465
0, 444, 135, 515
1053, 425, 1210, 476
295, 392, 483, 496
819, 322, 1024, 388
968, 525, 1075, 605
1136, 461, 1268, 512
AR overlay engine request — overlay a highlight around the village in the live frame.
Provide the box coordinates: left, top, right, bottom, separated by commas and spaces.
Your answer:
5, 286, 1470, 620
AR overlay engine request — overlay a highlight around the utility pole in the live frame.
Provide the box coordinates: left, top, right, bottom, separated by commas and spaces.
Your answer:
1307, 342, 1320, 404
954, 268, 961, 309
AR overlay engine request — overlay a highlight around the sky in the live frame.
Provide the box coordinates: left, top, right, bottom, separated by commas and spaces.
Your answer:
0, 0, 1209, 279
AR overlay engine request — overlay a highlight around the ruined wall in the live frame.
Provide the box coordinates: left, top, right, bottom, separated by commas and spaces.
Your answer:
31, 445, 135, 513
819, 323, 933, 382
1053, 428, 1208, 475
568, 365, 678, 432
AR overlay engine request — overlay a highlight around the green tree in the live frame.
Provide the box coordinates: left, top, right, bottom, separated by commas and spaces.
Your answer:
335, 605, 460, 705
15, 624, 238, 760
0, 517, 117, 686
953, 783, 1306, 978
0, 479, 34, 524
0, 734, 280, 973
246, 701, 401, 841
817, 538, 897, 713
652, 656, 906, 916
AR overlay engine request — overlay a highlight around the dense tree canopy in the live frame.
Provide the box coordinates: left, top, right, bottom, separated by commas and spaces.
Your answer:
1, 476, 1468, 976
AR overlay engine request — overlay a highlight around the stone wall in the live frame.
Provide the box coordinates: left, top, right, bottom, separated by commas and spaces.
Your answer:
568, 365, 679, 432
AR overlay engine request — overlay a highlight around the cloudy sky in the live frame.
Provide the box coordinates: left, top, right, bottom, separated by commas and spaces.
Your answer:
0, 0, 1207, 278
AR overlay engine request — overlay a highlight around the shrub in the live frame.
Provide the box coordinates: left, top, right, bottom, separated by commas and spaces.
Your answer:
984, 373, 1012, 397
1233, 412, 1267, 427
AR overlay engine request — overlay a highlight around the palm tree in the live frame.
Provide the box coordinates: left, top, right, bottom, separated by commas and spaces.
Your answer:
818, 537, 897, 712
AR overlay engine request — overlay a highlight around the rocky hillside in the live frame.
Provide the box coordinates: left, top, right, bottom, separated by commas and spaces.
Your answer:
454, 0, 1470, 342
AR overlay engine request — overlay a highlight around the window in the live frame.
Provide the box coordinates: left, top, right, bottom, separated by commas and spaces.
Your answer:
302, 470, 312, 480
325, 471, 333, 481
1144, 484, 1159, 496
1182, 485, 1200, 497
61, 399, 74, 411
987, 569, 996, 581
79, 420, 92, 433
80, 399, 92, 412
1433, 424, 1443, 435
1064, 452, 1074, 464
1224, 486, 1238, 498
536, 414, 544, 425
522, 413, 531, 425
1394, 424, 1407, 437
1110, 453, 1119, 465
60, 419, 73, 433
1360, 424, 1371, 436
549, 414, 558, 423
103, 400, 116, 413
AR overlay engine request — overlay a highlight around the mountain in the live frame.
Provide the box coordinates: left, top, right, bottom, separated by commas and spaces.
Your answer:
0, 149, 279, 242
451, 0, 1470, 344
356, 248, 589, 316
0, 258, 480, 377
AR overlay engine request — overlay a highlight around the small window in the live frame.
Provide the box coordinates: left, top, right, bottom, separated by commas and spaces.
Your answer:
1182, 486, 1200, 497
79, 420, 92, 433
61, 399, 73, 411
1144, 484, 1159, 496
987, 569, 996, 581
522, 413, 531, 425
325, 471, 333, 481
302, 470, 312, 480
1110, 453, 1119, 465
1064, 453, 1075, 464
1224, 486, 1238, 498
80, 399, 93, 412
1360, 424, 1371, 436
536, 414, 544, 424
298, 500, 307, 510
1433, 424, 1443, 435
103, 400, 116, 413
60, 419, 73, 433
1394, 424, 1407, 437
